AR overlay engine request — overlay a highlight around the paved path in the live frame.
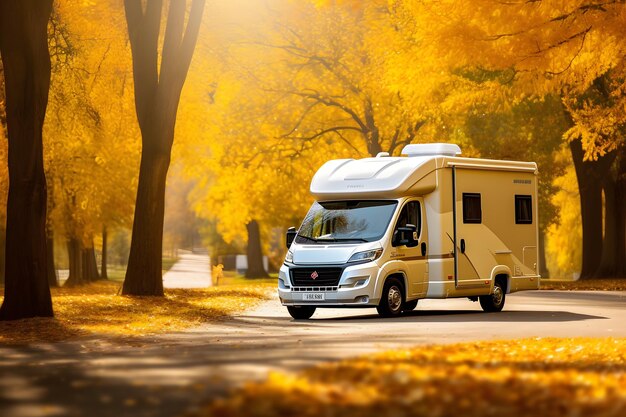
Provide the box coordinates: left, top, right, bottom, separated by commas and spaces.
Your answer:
162, 253, 211, 289
1, 290, 625, 417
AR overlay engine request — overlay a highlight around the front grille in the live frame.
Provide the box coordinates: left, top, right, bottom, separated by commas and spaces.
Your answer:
292, 286, 338, 292
290, 267, 343, 287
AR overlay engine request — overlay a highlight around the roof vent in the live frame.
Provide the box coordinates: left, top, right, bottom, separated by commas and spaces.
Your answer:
401, 143, 462, 157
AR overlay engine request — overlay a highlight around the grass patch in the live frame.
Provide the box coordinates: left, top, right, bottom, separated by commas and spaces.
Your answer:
162, 256, 178, 272
105, 265, 126, 282
217, 270, 276, 286
105, 257, 178, 283
541, 278, 626, 291
201, 337, 626, 417
0, 280, 274, 345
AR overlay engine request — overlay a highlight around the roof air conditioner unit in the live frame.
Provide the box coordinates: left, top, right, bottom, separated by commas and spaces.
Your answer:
401, 143, 462, 157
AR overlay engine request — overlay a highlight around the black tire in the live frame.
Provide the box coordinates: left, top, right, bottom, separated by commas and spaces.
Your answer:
376, 277, 404, 317
402, 299, 418, 312
287, 306, 316, 320
479, 280, 506, 312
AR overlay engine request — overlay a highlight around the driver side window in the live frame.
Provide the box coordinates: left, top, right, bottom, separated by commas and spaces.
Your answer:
393, 201, 421, 247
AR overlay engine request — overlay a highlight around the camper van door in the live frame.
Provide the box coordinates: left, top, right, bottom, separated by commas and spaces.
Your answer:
391, 199, 428, 297
453, 168, 496, 288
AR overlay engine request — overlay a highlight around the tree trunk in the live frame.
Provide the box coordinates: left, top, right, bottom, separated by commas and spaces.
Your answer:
101, 227, 108, 280
123, 149, 170, 295
0, 59, 5, 131
570, 139, 615, 279
616, 157, 626, 277
47, 235, 57, 287
538, 229, 549, 278
82, 243, 99, 282
64, 238, 83, 286
595, 152, 626, 278
363, 98, 383, 157
0, 227, 5, 284
245, 220, 268, 278
0, 0, 54, 320
122, 0, 206, 296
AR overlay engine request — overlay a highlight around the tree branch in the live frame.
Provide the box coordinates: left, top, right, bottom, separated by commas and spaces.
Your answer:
160, 0, 186, 84
279, 101, 321, 138
280, 89, 368, 132
286, 126, 362, 142
545, 27, 591, 76
124, 0, 161, 131
178, 0, 206, 82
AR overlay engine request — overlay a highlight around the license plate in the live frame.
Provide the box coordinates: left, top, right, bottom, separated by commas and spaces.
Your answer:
303, 293, 325, 301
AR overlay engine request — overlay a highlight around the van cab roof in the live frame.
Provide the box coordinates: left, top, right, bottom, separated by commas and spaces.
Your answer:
310, 143, 537, 200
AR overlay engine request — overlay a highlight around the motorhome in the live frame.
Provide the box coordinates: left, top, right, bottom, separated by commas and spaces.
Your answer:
278, 143, 540, 319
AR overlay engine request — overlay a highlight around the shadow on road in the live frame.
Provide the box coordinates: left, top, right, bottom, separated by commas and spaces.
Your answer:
525, 290, 626, 303
325, 309, 606, 322
241, 309, 607, 324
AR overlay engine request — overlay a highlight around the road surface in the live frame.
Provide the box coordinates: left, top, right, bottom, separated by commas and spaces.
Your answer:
162, 253, 212, 289
0, 290, 624, 417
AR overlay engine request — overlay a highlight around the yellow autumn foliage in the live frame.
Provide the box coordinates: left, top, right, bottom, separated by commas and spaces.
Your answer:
547, 163, 583, 278
43, 0, 139, 245
202, 337, 626, 417
0, 280, 273, 344
2, 0, 625, 277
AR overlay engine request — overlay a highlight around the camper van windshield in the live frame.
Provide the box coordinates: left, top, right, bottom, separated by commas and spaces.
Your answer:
295, 200, 398, 244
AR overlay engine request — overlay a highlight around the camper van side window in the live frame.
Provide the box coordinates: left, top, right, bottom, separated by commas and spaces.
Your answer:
394, 201, 422, 237
515, 195, 533, 224
462, 193, 482, 224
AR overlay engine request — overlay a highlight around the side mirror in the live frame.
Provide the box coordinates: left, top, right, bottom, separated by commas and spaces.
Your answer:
394, 224, 418, 247
286, 227, 297, 249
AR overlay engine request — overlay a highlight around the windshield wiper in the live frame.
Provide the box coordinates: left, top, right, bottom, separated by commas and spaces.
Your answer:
296, 235, 318, 243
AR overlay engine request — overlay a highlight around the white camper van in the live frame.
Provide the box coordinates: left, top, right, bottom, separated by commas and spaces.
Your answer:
278, 143, 540, 319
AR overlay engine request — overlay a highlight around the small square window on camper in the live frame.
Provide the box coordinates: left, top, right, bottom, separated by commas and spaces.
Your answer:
515, 195, 533, 224
462, 193, 481, 224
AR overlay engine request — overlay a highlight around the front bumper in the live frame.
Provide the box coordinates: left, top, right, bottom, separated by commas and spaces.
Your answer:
277, 262, 381, 306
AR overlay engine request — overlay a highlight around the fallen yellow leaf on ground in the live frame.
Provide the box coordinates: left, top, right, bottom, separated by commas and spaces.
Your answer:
200, 337, 626, 417
0, 280, 273, 344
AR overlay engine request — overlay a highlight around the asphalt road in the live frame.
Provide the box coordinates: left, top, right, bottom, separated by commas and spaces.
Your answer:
1, 290, 624, 417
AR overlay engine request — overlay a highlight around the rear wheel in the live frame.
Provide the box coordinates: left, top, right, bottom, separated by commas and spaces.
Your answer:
376, 277, 404, 317
479, 280, 506, 312
287, 305, 316, 320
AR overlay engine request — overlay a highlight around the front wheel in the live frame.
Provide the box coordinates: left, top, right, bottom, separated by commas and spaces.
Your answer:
376, 278, 404, 317
479, 281, 506, 312
287, 305, 316, 320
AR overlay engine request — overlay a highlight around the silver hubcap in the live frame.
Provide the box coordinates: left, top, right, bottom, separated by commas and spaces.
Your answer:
492, 285, 504, 306
388, 286, 402, 311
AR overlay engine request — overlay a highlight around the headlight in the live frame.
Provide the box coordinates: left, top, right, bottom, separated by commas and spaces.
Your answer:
348, 248, 383, 263
285, 250, 293, 263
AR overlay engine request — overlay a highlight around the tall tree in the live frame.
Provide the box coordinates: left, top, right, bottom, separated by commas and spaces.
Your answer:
46, 0, 140, 284
245, 220, 268, 278
397, 0, 626, 278
0, 60, 6, 284
122, 0, 205, 295
597, 151, 626, 277
101, 227, 108, 280
0, 0, 54, 319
